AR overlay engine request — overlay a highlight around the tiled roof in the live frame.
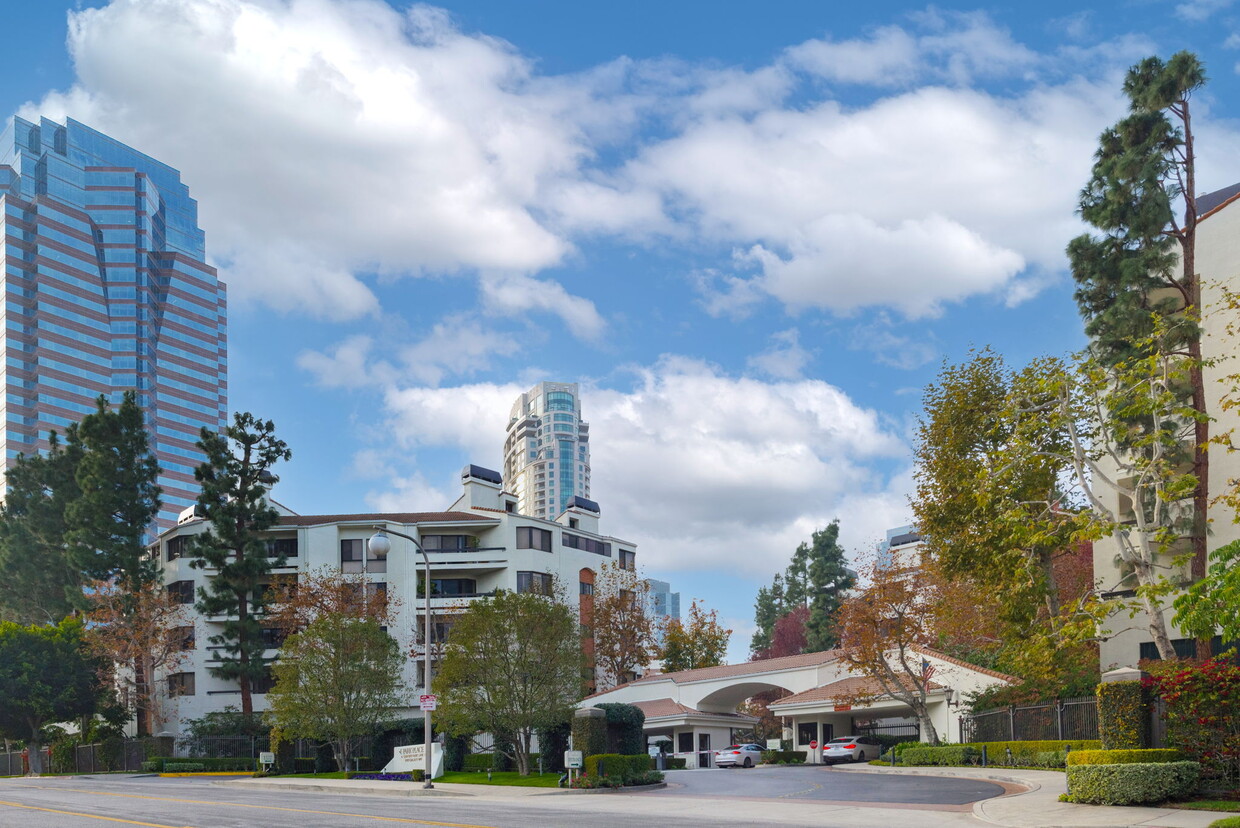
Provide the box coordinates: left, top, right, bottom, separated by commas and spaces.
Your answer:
631, 698, 757, 721
769, 676, 943, 709
277, 511, 495, 527
1199, 182, 1240, 219
626, 649, 843, 686
913, 645, 1020, 683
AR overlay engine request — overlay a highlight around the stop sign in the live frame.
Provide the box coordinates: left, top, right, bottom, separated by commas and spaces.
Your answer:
810, 740, 818, 750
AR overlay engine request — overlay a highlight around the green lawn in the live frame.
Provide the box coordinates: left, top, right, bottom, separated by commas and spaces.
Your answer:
1208, 818, 1240, 827
438, 771, 562, 787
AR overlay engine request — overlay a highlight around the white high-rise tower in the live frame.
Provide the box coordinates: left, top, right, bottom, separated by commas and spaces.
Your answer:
503, 382, 591, 519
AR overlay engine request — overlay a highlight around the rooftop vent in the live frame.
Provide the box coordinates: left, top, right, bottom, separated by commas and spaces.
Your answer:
567, 495, 600, 514
461, 464, 503, 485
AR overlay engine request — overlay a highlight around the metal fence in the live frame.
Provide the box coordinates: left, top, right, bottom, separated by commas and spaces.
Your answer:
855, 721, 921, 743
960, 696, 1098, 743
1, 752, 22, 776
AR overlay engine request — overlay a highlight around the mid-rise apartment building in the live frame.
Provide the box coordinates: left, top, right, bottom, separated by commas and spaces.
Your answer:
503, 381, 591, 520
0, 116, 227, 530
155, 464, 635, 730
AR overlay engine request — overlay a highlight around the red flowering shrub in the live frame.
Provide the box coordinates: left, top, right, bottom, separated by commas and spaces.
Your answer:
1147, 656, 1240, 788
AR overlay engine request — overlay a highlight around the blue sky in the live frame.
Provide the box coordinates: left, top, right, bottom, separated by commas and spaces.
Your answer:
5, 0, 1240, 661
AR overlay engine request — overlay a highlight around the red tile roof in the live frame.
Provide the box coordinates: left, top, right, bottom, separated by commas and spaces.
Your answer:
630, 698, 757, 721
625, 649, 843, 686
913, 645, 1020, 683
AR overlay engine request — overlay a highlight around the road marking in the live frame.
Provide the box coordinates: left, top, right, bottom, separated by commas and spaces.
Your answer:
778, 782, 823, 798
0, 798, 187, 827
8, 786, 493, 827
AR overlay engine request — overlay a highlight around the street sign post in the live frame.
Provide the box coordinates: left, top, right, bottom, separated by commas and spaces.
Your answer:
809, 740, 818, 750
419, 694, 437, 711
564, 750, 583, 769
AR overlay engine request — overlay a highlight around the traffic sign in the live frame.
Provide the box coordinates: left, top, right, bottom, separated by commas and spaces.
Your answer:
564, 750, 583, 769
809, 740, 818, 750
419, 694, 438, 711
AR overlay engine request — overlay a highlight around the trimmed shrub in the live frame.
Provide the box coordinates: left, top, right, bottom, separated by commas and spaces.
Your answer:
1149, 655, 1240, 787
1068, 749, 1186, 766
1097, 680, 1147, 750
627, 770, 664, 786
147, 757, 257, 773
140, 761, 160, 773
537, 722, 570, 773
443, 735, 468, 773
594, 704, 646, 755
164, 763, 207, 772
665, 757, 687, 770
972, 739, 1101, 765
902, 746, 980, 766
1065, 761, 1199, 805
760, 750, 806, 764
571, 711, 606, 761
462, 753, 495, 772
583, 753, 650, 782
491, 736, 514, 772
1028, 751, 1068, 769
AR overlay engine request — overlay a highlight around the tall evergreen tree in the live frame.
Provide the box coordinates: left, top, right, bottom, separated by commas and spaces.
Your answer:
1067, 51, 1209, 579
783, 543, 811, 608
0, 432, 84, 623
750, 585, 776, 655
804, 521, 855, 652
188, 412, 291, 718
68, 392, 162, 590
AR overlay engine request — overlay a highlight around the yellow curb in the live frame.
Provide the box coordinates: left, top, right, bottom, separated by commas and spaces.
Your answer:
159, 772, 255, 777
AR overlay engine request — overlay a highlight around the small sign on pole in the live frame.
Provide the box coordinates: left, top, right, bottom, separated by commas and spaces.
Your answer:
258, 752, 275, 767
419, 694, 438, 711
809, 740, 818, 750
564, 750, 583, 769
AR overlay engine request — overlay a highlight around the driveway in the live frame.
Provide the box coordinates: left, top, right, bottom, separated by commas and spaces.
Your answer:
653, 764, 1007, 805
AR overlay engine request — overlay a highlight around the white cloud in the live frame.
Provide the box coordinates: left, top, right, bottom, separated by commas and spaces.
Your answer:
848, 318, 938, 371
1176, 0, 1234, 21
747, 328, 813, 379
370, 357, 908, 577
479, 274, 606, 341
31, 0, 592, 319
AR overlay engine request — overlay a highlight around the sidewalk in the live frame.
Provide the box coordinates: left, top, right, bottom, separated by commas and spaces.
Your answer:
226, 775, 568, 799
833, 763, 1240, 828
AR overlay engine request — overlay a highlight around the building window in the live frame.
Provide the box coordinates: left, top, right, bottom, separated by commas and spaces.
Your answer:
579, 581, 594, 596
569, 518, 579, 529
340, 539, 364, 573
252, 667, 276, 695
422, 535, 473, 551
619, 549, 636, 570
797, 723, 818, 746
678, 732, 693, 753
427, 578, 477, 596
167, 580, 195, 604
166, 535, 190, 561
505, 501, 515, 513
260, 627, 287, 649
172, 625, 195, 651
516, 571, 553, 595
265, 537, 297, 559
563, 532, 611, 557
167, 672, 196, 696
516, 527, 552, 552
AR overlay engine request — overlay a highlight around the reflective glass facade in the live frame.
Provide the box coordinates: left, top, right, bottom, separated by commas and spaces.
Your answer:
0, 116, 227, 530
503, 381, 591, 519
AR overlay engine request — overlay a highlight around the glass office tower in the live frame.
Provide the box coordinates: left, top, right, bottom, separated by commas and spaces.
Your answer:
0, 116, 227, 530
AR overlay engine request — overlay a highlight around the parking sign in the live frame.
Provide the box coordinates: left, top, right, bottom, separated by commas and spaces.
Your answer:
419, 694, 437, 711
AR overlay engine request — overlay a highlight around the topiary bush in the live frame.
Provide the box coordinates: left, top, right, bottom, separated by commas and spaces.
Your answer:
1097, 680, 1147, 750
901, 746, 981, 766
1065, 761, 1199, 805
1068, 749, 1186, 766
571, 710, 606, 761
583, 753, 651, 781
537, 721, 570, 773
594, 704, 646, 755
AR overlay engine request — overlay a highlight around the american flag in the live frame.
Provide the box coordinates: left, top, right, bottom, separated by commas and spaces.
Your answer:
921, 658, 936, 684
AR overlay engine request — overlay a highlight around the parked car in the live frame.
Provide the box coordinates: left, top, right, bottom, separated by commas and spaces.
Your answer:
822, 736, 883, 764
714, 743, 764, 768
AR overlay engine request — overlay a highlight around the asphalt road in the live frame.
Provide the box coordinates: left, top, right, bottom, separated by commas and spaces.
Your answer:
0, 767, 1004, 828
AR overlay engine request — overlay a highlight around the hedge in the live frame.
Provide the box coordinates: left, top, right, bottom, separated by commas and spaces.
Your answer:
1067, 749, 1186, 766
572, 712, 606, 761
1097, 680, 1146, 750
1065, 761, 1199, 805
583, 753, 651, 781
760, 750, 806, 764
462, 753, 495, 772
902, 746, 980, 766
594, 704, 646, 755
163, 763, 206, 772
146, 757, 258, 773
665, 757, 687, 770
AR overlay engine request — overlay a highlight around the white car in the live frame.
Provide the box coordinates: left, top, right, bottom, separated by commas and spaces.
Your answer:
821, 736, 883, 764
714, 743, 763, 768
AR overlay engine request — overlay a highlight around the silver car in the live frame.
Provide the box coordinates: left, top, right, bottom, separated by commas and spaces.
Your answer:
715, 743, 763, 768
821, 736, 883, 764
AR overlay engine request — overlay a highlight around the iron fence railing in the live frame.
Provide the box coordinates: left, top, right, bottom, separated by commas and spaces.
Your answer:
960, 696, 1098, 744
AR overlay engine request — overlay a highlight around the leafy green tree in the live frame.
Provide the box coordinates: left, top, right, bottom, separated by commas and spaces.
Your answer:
188, 412, 291, 717
434, 588, 583, 776
0, 618, 102, 774
266, 614, 407, 772
0, 432, 84, 623
804, 521, 855, 652
659, 599, 730, 672
1068, 51, 1209, 580
67, 392, 162, 590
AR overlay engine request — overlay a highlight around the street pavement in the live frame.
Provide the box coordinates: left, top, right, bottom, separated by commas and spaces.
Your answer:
0, 764, 1237, 828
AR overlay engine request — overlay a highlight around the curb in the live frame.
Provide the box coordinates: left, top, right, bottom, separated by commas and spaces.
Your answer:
219, 779, 469, 797
555, 781, 668, 795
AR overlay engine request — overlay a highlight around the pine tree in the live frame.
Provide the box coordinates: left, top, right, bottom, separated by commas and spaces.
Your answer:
1067, 51, 1209, 580
783, 543, 810, 608
750, 585, 776, 655
188, 413, 291, 718
68, 392, 162, 590
804, 521, 855, 652
0, 432, 85, 623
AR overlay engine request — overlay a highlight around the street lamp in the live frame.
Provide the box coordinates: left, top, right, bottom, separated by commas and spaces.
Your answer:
368, 526, 434, 789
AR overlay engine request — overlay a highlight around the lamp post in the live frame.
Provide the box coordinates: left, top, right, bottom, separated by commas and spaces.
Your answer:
368, 526, 434, 789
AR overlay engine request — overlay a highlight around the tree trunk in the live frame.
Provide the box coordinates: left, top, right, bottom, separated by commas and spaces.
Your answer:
914, 700, 940, 746
1137, 566, 1177, 660
27, 736, 43, 776
238, 595, 253, 717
